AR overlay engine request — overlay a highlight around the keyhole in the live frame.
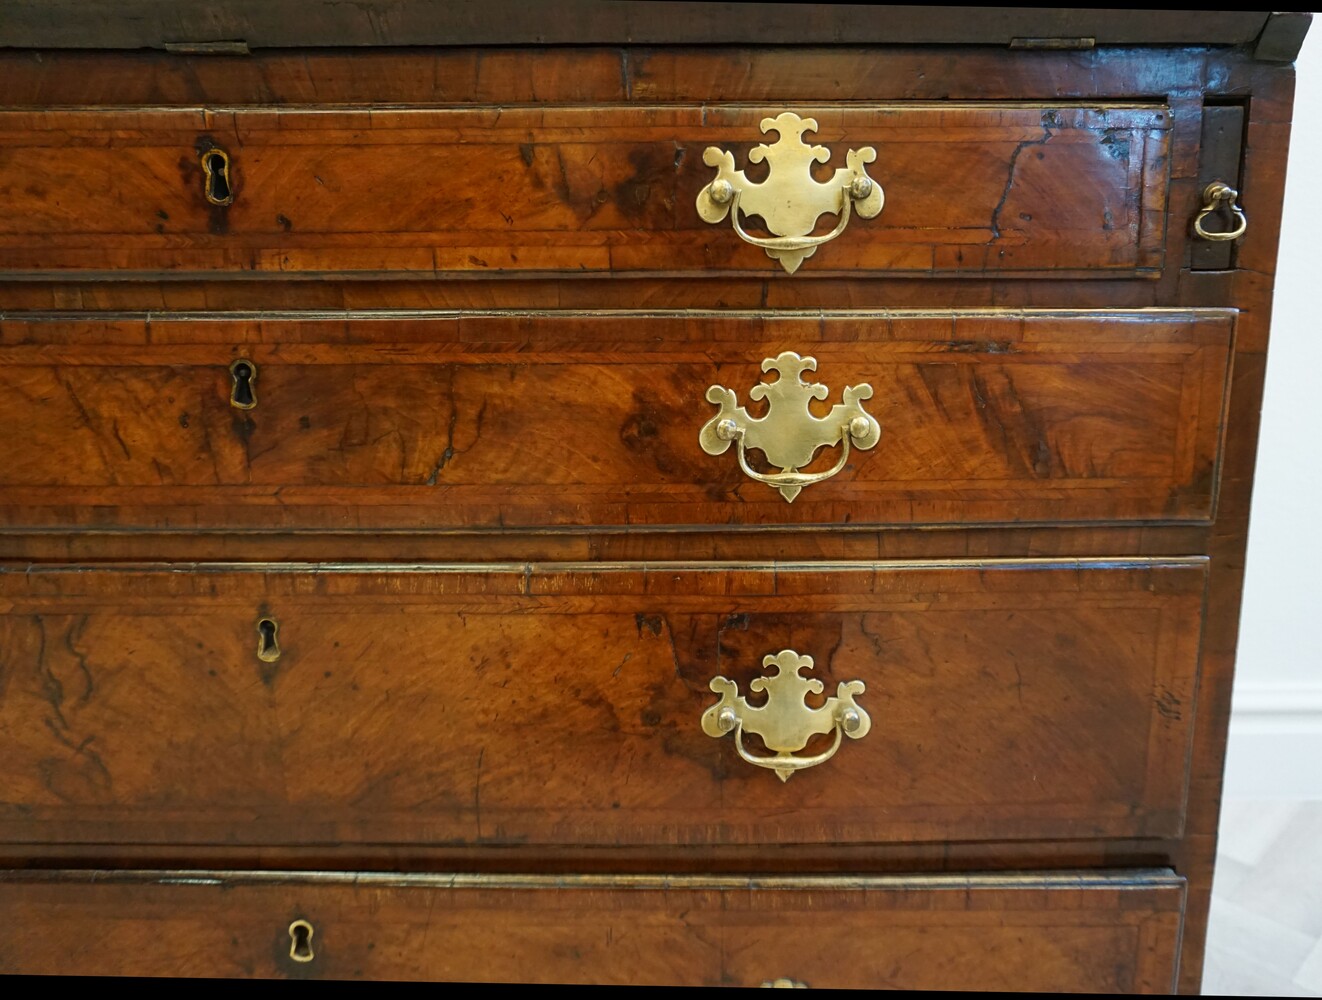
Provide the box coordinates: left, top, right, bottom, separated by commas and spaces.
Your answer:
201, 148, 234, 206
288, 919, 315, 963
230, 359, 257, 409
256, 617, 281, 663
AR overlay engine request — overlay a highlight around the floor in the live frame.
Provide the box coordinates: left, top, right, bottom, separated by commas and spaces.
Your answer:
1202, 799, 1322, 996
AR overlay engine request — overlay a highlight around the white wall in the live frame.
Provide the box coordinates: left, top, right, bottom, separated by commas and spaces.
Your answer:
1224, 25, 1322, 798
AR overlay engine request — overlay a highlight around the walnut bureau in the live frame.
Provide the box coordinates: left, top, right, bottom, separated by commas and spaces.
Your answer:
0, 5, 1309, 991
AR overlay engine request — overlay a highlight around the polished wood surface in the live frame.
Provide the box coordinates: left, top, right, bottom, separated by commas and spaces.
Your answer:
0, 560, 1203, 846
0, 869, 1185, 990
0, 104, 1169, 277
0, 524, 1214, 565
0, 45, 1275, 109
0, 310, 1231, 530
0, 21, 1304, 993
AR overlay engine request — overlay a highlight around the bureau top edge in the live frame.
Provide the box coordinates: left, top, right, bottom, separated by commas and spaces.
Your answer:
0, 4, 1307, 62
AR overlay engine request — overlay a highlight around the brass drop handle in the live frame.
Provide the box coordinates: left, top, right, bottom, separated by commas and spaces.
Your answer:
201, 147, 235, 206
288, 919, 315, 963
699, 352, 880, 503
1193, 181, 1247, 242
702, 650, 870, 782
696, 112, 884, 274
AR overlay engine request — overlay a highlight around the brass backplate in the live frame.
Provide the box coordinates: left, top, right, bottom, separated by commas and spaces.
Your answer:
696, 112, 884, 273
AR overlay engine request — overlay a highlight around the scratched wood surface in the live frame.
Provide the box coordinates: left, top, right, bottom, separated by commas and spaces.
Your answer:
0, 310, 1231, 530
0, 104, 1169, 277
0, 561, 1204, 847
0, 869, 1186, 988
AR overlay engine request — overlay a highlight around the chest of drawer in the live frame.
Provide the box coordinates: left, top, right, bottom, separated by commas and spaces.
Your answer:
0, 869, 1186, 990
0, 308, 1232, 530
0, 103, 1170, 279
0, 560, 1203, 847
0, 6, 1308, 991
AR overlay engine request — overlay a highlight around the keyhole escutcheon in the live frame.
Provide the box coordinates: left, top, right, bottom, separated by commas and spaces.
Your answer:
257, 617, 281, 663
230, 359, 257, 409
288, 919, 315, 963
201, 148, 235, 206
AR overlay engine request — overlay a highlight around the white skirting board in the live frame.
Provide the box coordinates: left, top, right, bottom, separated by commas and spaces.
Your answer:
1222, 684, 1322, 800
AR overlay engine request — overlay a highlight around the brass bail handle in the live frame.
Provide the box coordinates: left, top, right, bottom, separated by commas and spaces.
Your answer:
701, 650, 871, 782
1193, 180, 1248, 242
699, 352, 881, 503
695, 112, 884, 274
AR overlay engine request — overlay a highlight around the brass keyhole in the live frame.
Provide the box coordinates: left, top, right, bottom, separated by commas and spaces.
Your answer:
257, 617, 281, 663
201, 148, 235, 206
230, 359, 257, 409
288, 919, 315, 963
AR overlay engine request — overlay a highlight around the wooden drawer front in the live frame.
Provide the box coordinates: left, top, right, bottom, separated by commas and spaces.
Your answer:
0, 560, 1204, 847
0, 104, 1169, 277
0, 869, 1185, 989
0, 309, 1232, 530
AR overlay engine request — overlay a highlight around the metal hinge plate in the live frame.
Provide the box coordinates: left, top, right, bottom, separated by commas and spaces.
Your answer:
162, 40, 250, 55
1009, 37, 1097, 51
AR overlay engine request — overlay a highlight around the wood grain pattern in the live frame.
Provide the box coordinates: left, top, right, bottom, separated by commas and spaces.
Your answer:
0, 310, 1232, 530
0, 29, 1306, 995
0, 274, 1192, 312
0, 45, 1250, 108
1168, 57, 1300, 994
0, 837, 1181, 877
0, 2, 1275, 50
0, 525, 1214, 565
0, 868, 1186, 990
0, 104, 1170, 277
0, 560, 1205, 847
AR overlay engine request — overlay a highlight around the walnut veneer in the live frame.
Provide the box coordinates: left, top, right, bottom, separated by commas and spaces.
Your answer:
0, 5, 1309, 991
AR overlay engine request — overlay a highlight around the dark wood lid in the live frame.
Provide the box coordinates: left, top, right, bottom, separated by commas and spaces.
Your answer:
0, 4, 1310, 62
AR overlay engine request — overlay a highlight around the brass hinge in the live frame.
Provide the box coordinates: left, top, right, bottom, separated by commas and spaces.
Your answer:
162, 40, 251, 55
1009, 37, 1096, 51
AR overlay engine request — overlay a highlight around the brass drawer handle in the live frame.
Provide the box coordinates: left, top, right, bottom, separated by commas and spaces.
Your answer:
1193, 180, 1247, 242
699, 352, 880, 503
696, 112, 884, 274
702, 649, 870, 782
